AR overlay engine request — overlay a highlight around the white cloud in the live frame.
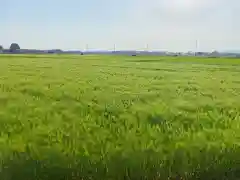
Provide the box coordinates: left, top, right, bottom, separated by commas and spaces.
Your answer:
109, 0, 238, 51
1, 0, 239, 51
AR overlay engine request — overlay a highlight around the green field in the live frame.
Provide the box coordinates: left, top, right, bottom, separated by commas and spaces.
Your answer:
0, 54, 240, 180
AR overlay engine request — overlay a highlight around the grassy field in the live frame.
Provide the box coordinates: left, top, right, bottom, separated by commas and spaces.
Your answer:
0, 54, 240, 180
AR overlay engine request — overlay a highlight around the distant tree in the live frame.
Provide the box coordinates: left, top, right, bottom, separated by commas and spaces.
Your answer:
54, 49, 62, 53
0, 45, 3, 52
9, 43, 20, 52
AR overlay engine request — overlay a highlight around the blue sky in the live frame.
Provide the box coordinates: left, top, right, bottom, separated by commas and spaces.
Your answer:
1, 0, 239, 51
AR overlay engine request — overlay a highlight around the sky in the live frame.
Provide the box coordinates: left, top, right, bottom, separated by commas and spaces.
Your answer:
1, 0, 239, 51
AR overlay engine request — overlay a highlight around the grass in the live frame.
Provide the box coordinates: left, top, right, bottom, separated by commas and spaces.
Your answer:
0, 54, 240, 180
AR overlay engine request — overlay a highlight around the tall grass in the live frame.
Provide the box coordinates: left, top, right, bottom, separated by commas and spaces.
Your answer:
0, 54, 239, 180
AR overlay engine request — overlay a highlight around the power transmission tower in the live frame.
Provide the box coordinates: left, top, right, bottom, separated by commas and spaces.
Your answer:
146, 44, 149, 51
195, 40, 198, 56
113, 44, 116, 52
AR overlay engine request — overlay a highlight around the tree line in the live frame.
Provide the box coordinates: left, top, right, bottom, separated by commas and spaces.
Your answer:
0, 43, 21, 52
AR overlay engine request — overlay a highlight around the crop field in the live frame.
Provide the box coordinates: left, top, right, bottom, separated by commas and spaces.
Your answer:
0, 54, 239, 180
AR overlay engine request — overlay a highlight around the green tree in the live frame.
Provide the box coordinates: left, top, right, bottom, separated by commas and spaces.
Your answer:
9, 43, 20, 52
